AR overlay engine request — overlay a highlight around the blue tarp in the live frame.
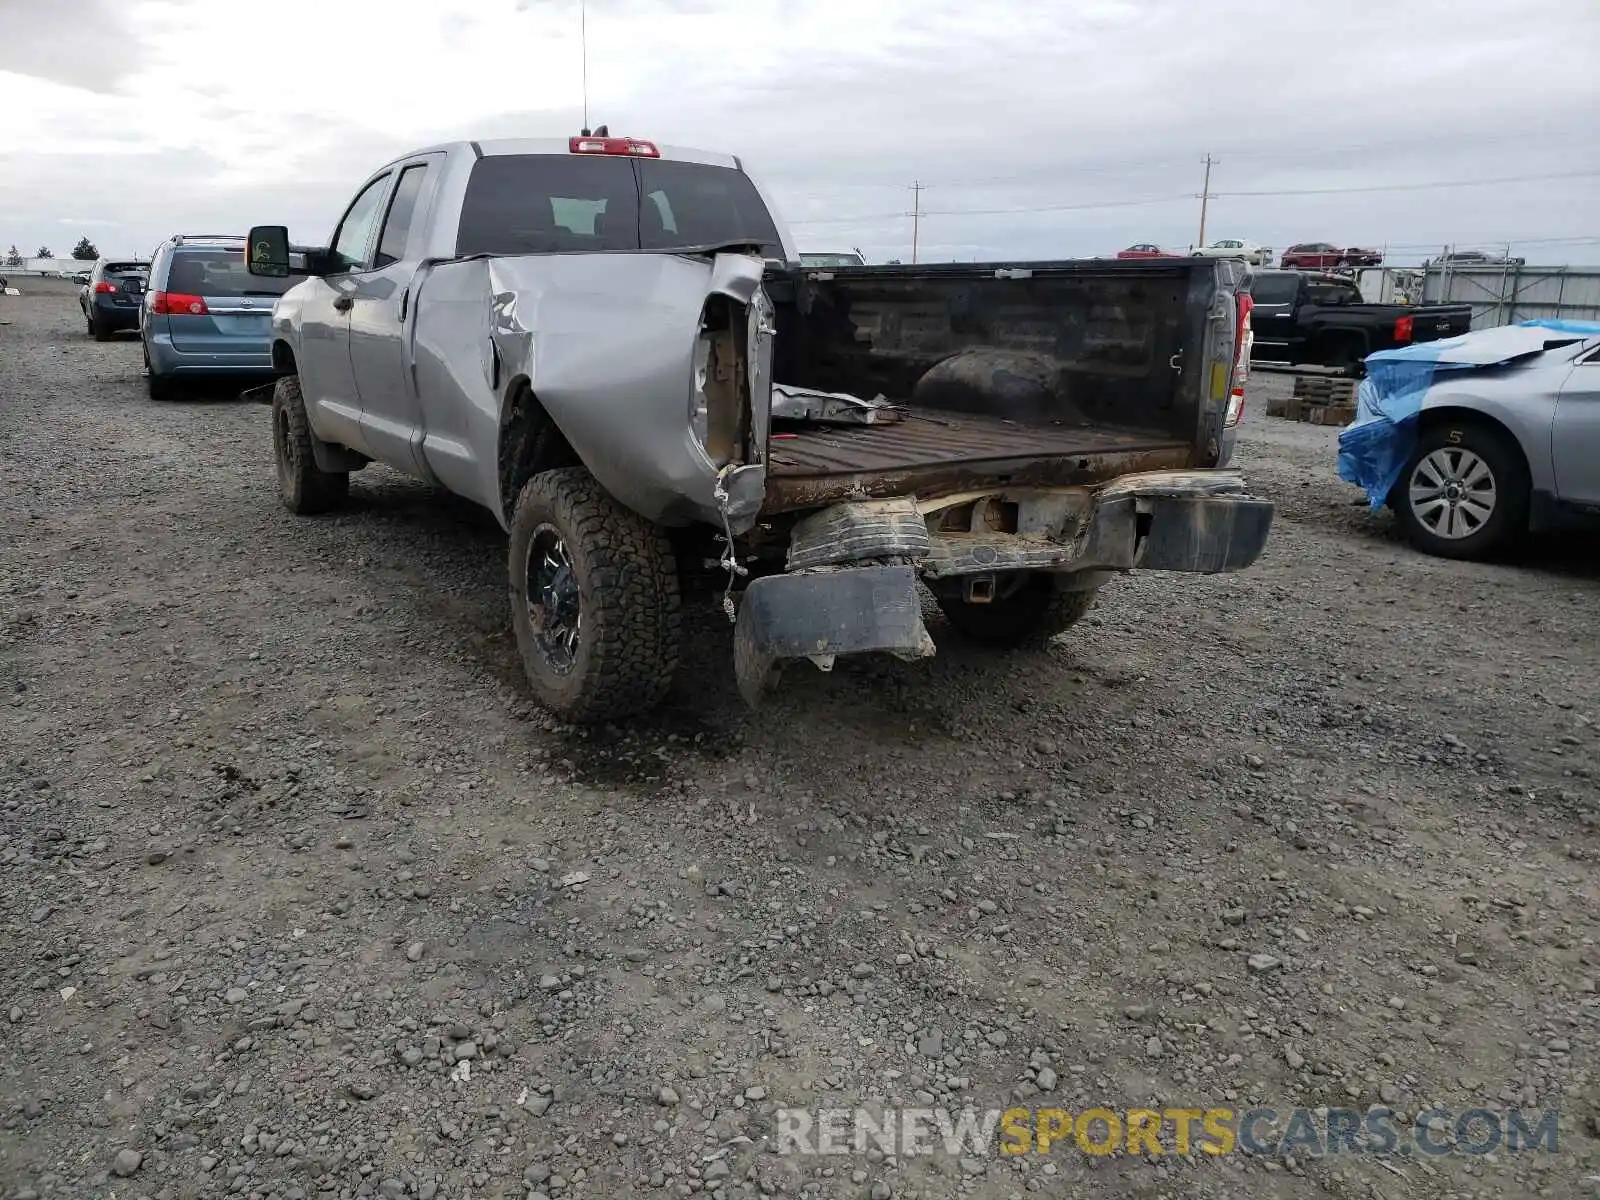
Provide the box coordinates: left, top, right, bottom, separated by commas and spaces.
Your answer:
1517, 318, 1600, 335
1334, 320, 1600, 510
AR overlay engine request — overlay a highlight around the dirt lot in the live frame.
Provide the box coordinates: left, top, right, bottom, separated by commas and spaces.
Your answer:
2, 282, 1597, 1200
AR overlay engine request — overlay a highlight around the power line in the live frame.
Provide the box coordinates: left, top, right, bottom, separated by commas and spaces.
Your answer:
1214, 170, 1600, 198
788, 190, 1195, 226
886, 128, 1597, 192
785, 170, 1600, 227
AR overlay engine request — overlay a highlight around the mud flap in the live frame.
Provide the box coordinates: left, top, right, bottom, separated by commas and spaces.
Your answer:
732, 565, 935, 708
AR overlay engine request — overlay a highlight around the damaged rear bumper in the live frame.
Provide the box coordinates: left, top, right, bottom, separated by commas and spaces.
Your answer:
917, 469, 1276, 579
732, 470, 1273, 706
733, 565, 934, 707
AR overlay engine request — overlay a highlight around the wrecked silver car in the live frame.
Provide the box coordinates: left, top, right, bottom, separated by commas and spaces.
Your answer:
246, 132, 1273, 722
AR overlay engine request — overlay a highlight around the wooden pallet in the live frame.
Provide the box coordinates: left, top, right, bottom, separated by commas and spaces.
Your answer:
1266, 396, 1358, 426
1291, 375, 1359, 406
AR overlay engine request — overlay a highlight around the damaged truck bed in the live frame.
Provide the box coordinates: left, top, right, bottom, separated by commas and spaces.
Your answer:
764, 410, 1191, 510
729, 257, 1273, 704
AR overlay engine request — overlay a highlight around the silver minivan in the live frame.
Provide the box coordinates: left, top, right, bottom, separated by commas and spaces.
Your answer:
141, 234, 306, 400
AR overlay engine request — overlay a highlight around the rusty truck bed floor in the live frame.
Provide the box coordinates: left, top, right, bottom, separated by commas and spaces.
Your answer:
763, 408, 1192, 511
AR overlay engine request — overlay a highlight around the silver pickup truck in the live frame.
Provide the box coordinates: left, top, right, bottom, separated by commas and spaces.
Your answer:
246, 132, 1272, 722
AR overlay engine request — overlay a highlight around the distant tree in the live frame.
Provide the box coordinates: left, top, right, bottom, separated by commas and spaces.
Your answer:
36, 246, 53, 259
3, 245, 21, 267
71, 237, 98, 260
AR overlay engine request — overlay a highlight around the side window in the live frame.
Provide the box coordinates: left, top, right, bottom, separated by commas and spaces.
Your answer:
373, 164, 430, 269
329, 174, 392, 272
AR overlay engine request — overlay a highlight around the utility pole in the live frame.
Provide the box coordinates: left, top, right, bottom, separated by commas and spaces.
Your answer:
1197, 154, 1215, 248
909, 181, 924, 264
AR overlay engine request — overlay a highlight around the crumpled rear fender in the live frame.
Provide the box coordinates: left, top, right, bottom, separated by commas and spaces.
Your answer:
482, 251, 772, 531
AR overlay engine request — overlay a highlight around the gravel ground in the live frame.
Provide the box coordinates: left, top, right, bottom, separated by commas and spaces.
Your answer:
2, 283, 1597, 1200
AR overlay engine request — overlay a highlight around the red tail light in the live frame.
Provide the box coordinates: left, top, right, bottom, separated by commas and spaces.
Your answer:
1225, 292, 1255, 428
151, 292, 209, 316
569, 135, 659, 157
1394, 314, 1413, 342
93, 280, 117, 294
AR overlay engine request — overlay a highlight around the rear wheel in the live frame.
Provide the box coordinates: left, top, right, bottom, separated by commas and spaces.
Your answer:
1395, 420, 1528, 561
1321, 336, 1366, 376
91, 314, 114, 342
144, 347, 179, 401
935, 575, 1098, 648
271, 375, 349, 514
508, 467, 681, 723
146, 372, 180, 401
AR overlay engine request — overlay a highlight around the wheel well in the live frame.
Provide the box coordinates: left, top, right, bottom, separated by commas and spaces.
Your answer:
1416, 406, 1531, 480
271, 340, 296, 374
498, 380, 580, 522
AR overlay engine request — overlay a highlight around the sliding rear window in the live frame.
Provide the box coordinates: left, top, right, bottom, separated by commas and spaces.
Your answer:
456, 154, 781, 259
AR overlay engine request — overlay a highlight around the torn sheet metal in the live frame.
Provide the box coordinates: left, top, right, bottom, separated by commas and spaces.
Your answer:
1337, 320, 1596, 511
771, 383, 903, 427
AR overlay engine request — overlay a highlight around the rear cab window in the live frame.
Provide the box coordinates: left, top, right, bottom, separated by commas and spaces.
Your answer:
1248, 273, 1301, 305
455, 153, 782, 259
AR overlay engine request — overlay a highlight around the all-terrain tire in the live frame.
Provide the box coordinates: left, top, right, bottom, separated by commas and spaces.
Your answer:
1393, 418, 1529, 561
936, 576, 1098, 648
271, 375, 349, 514
1320, 335, 1367, 377
508, 467, 682, 723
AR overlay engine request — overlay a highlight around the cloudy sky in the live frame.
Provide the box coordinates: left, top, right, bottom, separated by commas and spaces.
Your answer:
1, 0, 1596, 265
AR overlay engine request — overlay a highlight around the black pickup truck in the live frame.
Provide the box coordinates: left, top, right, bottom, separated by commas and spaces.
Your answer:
1247, 270, 1472, 373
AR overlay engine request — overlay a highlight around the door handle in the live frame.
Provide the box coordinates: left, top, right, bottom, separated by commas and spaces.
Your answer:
333, 295, 353, 313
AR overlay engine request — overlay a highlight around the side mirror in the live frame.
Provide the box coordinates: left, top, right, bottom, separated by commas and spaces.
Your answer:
247, 226, 291, 277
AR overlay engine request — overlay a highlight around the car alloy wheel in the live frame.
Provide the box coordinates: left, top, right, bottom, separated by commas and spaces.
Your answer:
525, 524, 581, 674
274, 404, 297, 484
1407, 447, 1497, 540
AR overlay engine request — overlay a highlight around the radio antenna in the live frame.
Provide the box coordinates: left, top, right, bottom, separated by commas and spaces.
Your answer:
579, 0, 590, 136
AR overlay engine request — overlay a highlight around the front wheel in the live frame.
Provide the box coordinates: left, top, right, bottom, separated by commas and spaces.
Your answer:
271, 375, 349, 514
1395, 421, 1528, 561
508, 467, 682, 723
935, 576, 1098, 648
